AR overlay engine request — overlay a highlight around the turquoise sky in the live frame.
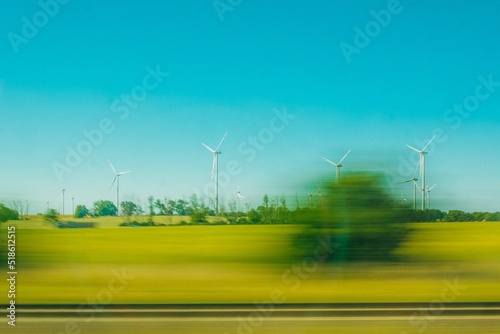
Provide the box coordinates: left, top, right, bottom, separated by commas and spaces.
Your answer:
1, 0, 500, 214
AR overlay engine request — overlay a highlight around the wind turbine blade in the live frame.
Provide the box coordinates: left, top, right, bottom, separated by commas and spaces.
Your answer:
322, 157, 338, 166
399, 179, 413, 184
421, 134, 437, 152
411, 163, 420, 178
215, 132, 228, 151
202, 143, 216, 153
406, 144, 421, 153
428, 184, 437, 191
338, 149, 351, 164
109, 160, 117, 174
118, 170, 132, 176
109, 176, 117, 191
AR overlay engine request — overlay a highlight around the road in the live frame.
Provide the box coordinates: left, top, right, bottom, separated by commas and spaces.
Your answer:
9, 303, 500, 333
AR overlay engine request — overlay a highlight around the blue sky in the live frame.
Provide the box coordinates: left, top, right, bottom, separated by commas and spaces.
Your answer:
1, 0, 500, 214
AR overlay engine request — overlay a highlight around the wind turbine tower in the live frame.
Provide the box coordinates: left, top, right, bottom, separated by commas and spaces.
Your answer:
109, 161, 132, 216
406, 135, 436, 210
61, 188, 66, 216
202, 133, 227, 215
322, 149, 351, 185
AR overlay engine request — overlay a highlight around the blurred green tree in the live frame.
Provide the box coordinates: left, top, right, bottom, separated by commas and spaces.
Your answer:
190, 209, 207, 224
121, 201, 141, 224
44, 208, 59, 222
74, 205, 89, 218
154, 199, 167, 215
293, 173, 411, 263
0, 203, 19, 223
93, 200, 117, 217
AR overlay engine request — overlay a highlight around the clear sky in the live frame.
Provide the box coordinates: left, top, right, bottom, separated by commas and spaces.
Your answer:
1, 0, 500, 214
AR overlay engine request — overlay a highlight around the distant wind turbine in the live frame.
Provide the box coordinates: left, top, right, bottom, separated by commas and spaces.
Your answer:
400, 190, 408, 207
400, 164, 420, 210
202, 132, 227, 215
234, 187, 245, 212
426, 184, 437, 209
406, 135, 436, 210
308, 192, 314, 207
322, 149, 351, 185
316, 185, 323, 207
109, 160, 131, 216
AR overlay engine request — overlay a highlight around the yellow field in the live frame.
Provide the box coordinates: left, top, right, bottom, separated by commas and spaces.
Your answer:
1, 219, 500, 304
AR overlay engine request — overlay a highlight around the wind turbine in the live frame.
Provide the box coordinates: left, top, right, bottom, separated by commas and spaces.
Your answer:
234, 187, 245, 212
202, 132, 227, 215
406, 135, 436, 210
400, 164, 419, 210
109, 160, 131, 216
322, 149, 351, 185
426, 184, 437, 209
400, 177, 420, 210
400, 190, 408, 207
316, 185, 323, 207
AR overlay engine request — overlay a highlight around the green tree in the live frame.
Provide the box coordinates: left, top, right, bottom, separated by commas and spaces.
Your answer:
257, 194, 273, 224
154, 199, 167, 215
93, 200, 117, 217
190, 209, 207, 224
472, 211, 486, 222
255, 195, 290, 224
74, 205, 89, 218
189, 194, 200, 211
247, 209, 262, 224
443, 210, 473, 222
166, 200, 176, 215
0, 204, 19, 223
486, 212, 500, 221
424, 209, 446, 222
174, 199, 188, 216
9, 201, 26, 220
274, 197, 291, 224
44, 208, 59, 222
147, 196, 156, 216
293, 173, 411, 263
121, 201, 141, 224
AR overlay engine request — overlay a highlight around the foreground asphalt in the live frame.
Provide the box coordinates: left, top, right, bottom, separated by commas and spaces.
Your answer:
7, 303, 500, 334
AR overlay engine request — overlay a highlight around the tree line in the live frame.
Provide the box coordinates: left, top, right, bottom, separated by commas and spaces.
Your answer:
1, 197, 499, 225
69, 194, 292, 225
401, 208, 500, 222
68, 195, 500, 225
